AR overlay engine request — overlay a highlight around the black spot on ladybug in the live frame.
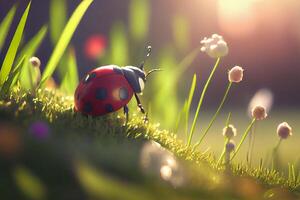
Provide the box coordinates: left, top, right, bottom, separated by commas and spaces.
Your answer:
84, 72, 96, 83
76, 93, 80, 100
95, 88, 107, 100
119, 87, 128, 100
105, 104, 114, 113
84, 102, 93, 113
113, 66, 123, 74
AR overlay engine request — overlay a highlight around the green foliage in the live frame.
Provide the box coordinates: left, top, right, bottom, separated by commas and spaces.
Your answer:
0, 2, 31, 85
185, 74, 197, 136
14, 166, 46, 200
172, 15, 189, 51
150, 48, 179, 128
17, 26, 47, 89
0, 56, 26, 96
50, 0, 69, 81
49, 0, 67, 44
60, 47, 79, 95
0, 88, 299, 200
109, 22, 129, 66
194, 81, 233, 148
188, 58, 221, 146
40, 0, 93, 87
0, 5, 17, 51
129, 0, 150, 42
174, 74, 196, 137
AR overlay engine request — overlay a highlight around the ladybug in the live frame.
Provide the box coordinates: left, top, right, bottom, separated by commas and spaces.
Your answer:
74, 46, 160, 123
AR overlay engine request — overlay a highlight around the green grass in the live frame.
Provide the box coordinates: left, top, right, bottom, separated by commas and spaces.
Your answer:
0, 5, 17, 51
0, 1, 299, 199
0, 87, 299, 199
39, 0, 93, 87
0, 2, 31, 85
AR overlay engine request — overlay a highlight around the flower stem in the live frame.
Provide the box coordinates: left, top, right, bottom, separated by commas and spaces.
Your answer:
193, 81, 232, 148
230, 118, 256, 161
187, 57, 221, 146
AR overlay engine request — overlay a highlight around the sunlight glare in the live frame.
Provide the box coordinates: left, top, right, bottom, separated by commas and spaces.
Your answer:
217, 0, 258, 37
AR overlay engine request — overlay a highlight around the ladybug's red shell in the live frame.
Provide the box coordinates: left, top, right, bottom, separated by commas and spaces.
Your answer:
74, 65, 134, 116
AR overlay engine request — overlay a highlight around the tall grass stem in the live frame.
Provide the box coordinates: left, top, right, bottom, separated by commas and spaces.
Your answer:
193, 81, 232, 148
187, 58, 221, 146
231, 118, 256, 161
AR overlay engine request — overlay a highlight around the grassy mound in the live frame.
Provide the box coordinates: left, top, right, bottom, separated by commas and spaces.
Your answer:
0, 88, 299, 200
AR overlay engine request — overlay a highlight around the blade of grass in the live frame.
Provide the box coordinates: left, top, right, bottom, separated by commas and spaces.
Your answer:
174, 100, 187, 134
0, 55, 26, 96
231, 118, 256, 161
187, 58, 221, 146
16, 25, 47, 63
110, 22, 129, 66
185, 74, 197, 137
17, 25, 47, 89
50, 0, 67, 44
50, 0, 68, 81
0, 5, 17, 51
129, 0, 149, 42
172, 15, 189, 51
39, 0, 93, 87
194, 81, 233, 148
60, 47, 79, 95
0, 2, 31, 85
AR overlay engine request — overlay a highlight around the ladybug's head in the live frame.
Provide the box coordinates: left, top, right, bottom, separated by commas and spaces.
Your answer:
122, 66, 146, 94
122, 46, 161, 94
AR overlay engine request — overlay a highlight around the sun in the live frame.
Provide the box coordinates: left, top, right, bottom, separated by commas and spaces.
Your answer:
217, 0, 259, 37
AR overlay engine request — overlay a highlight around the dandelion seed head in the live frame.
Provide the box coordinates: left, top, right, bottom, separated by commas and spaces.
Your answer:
222, 124, 237, 139
277, 122, 292, 139
200, 34, 228, 58
228, 66, 244, 83
251, 105, 267, 120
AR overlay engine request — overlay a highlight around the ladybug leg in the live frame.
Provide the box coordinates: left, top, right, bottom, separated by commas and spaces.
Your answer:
134, 93, 148, 122
123, 105, 129, 125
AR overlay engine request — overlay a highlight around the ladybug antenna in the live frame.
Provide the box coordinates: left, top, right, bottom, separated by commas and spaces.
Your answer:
139, 46, 152, 70
146, 68, 163, 78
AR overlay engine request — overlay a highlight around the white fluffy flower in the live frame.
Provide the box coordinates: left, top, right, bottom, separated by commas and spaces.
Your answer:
200, 34, 228, 58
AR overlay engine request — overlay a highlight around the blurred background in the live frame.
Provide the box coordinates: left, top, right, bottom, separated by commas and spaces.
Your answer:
0, 0, 299, 164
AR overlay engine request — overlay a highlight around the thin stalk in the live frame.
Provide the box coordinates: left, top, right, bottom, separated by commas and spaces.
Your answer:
177, 47, 200, 75
274, 138, 282, 151
193, 81, 232, 148
217, 138, 229, 165
271, 138, 282, 170
225, 112, 231, 127
216, 112, 231, 165
231, 118, 256, 161
248, 123, 257, 166
187, 57, 221, 146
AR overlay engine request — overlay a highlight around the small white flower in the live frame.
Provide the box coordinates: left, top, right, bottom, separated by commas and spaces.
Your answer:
200, 34, 228, 58
228, 66, 244, 83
